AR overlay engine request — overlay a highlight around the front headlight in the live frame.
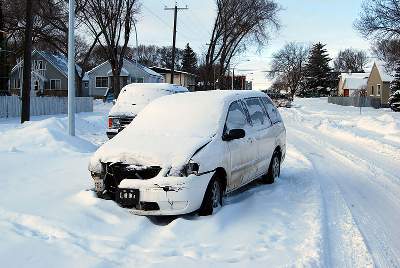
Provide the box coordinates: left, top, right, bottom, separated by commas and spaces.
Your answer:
167, 161, 200, 177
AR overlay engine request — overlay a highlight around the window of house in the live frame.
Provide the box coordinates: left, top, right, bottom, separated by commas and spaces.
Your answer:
50, 79, 61, 90
377, 84, 381, 95
371, 86, 375, 96
131, 77, 144, 83
95, 77, 108, 88
14, 79, 21, 89
84, 82, 89, 88
33, 60, 44, 70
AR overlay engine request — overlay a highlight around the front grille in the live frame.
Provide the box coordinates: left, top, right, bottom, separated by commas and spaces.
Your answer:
119, 117, 135, 128
102, 162, 162, 196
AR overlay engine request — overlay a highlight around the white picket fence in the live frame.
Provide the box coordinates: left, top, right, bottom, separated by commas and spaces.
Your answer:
0, 96, 93, 118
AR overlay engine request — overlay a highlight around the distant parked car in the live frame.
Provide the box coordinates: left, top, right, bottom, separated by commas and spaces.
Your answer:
107, 83, 189, 139
265, 92, 292, 108
388, 90, 400, 112
89, 90, 286, 216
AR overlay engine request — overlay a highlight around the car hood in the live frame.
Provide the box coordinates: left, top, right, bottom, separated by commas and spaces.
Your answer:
89, 130, 213, 173
109, 102, 148, 117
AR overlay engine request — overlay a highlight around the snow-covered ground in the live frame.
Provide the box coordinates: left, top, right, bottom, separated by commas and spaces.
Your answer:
0, 98, 399, 267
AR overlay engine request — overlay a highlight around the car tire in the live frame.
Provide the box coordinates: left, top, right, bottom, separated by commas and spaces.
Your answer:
263, 152, 280, 184
198, 175, 223, 216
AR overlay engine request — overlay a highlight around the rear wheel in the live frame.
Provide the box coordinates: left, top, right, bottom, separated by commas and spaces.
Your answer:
263, 152, 280, 184
198, 176, 222, 216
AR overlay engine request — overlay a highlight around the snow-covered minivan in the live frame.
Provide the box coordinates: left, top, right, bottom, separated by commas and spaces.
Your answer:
107, 83, 189, 139
89, 90, 286, 216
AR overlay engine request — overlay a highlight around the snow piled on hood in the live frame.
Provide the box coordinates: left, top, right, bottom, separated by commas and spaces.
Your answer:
90, 92, 227, 171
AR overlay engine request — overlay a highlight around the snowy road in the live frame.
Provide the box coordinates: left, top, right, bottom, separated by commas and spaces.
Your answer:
0, 98, 399, 267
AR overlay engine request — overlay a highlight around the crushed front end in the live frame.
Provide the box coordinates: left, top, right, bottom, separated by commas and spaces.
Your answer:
91, 162, 212, 215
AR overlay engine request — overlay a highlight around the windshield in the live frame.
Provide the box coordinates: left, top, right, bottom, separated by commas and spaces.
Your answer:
126, 94, 223, 138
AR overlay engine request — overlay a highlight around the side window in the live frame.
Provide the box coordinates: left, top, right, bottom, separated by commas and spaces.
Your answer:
225, 101, 250, 131
261, 97, 282, 124
244, 98, 271, 127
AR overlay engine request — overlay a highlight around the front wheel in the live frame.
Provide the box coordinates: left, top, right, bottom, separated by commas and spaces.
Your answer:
198, 176, 222, 216
263, 153, 280, 184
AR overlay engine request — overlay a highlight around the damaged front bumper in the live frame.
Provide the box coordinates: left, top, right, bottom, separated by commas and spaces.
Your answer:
116, 173, 213, 216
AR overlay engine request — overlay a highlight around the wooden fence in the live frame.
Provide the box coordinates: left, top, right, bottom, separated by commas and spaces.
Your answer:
328, 96, 383, 109
0, 96, 93, 118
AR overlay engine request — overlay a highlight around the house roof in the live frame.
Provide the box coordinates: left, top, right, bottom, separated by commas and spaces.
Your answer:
340, 72, 369, 90
375, 61, 394, 82
11, 50, 82, 78
344, 77, 368, 90
149, 66, 196, 77
86, 58, 164, 79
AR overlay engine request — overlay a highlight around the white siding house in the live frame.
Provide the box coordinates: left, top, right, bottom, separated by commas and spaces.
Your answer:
84, 58, 164, 97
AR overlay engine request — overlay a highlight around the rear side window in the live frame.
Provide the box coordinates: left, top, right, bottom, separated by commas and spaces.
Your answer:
261, 97, 282, 124
244, 98, 271, 127
225, 101, 250, 130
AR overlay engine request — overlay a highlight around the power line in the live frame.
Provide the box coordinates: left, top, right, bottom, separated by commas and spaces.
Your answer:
165, 3, 188, 83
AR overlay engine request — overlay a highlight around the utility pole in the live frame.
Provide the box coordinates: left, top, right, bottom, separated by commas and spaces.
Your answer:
21, 0, 33, 123
165, 4, 188, 84
68, 0, 75, 136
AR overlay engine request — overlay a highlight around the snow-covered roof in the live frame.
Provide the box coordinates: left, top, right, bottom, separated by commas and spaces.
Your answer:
344, 77, 368, 90
150, 66, 197, 76
375, 61, 395, 82
340, 72, 370, 80
107, 67, 129, 76
11, 50, 83, 77
87, 58, 164, 79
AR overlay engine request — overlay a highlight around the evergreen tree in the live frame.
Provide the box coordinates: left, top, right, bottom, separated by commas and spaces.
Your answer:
389, 60, 400, 111
303, 43, 332, 97
181, 43, 197, 74
390, 60, 400, 93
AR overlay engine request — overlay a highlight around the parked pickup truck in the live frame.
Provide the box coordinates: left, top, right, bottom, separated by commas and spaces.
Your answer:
107, 83, 189, 139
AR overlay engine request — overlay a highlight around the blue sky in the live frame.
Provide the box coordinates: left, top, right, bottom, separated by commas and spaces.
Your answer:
136, 0, 371, 89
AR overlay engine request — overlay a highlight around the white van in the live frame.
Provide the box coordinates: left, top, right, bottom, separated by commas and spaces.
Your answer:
107, 83, 189, 138
90, 90, 286, 216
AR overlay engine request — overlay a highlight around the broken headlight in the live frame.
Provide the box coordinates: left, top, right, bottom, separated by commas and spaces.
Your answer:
167, 161, 200, 177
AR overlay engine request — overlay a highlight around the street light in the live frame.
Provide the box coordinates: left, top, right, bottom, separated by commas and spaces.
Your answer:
67, 0, 75, 136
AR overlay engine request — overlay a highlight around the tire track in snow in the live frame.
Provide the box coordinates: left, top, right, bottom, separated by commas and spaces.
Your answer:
287, 137, 374, 268
286, 122, 400, 267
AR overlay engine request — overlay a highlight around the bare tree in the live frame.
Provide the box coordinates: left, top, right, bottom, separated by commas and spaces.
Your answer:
205, 0, 280, 90
80, 0, 140, 98
269, 42, 308, 98
372, 39, 400, 69
355, 0, 400, 40
333, 48, 368, 73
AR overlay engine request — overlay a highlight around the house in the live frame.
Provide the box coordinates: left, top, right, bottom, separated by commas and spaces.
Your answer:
367, 61, 394, 105
149, 66, 196, 91
338, 72, 370, 97
9, 50, 81, 97
84, 59, 164, 97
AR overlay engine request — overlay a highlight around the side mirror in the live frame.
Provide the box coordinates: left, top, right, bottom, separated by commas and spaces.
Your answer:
222, 129, 246, 141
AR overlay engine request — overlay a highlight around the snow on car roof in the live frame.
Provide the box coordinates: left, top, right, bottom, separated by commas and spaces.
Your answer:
127, 90, 266, 137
